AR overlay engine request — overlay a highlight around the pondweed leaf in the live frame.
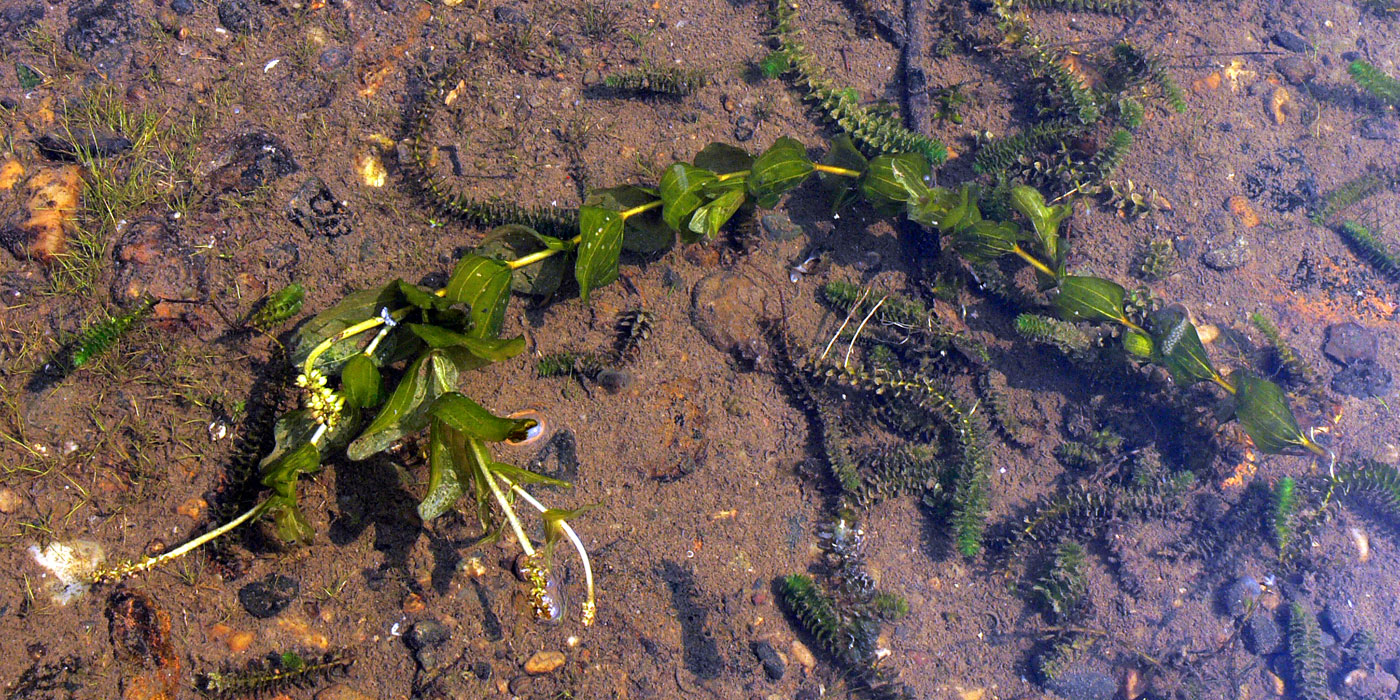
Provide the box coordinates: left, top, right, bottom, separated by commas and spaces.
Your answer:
659, 163, 718, 230
407, 324, 525, 363
478, 225, 571, 298
428, 391, 537, 443
340, 354, 382, 408
693, 142, 754, 174
292, 284, 407, 373
490, 461, 572, 489
348, 350, 458, 460
445, 255, 512, 338
819, 135, 868, 211
419, 418, 469, 522
1010, 185, 1070, 259
748, 136, 813, 207
689, 188, 746, 238
394, 279, 454, 311
907, 184, 980, 233
1150, 305, 1220, 387
576, 206, 625, 303
1054, 276, 1126, 324
951, 220, 1020, 263
860, 153, 930, 214
1233, 371, 1313, 453
585, 186, 673, 253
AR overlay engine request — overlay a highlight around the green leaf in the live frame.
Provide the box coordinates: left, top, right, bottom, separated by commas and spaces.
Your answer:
1122, 329, 1154, 359
266, 495, 316, 544
688, 188, 747, 239
444, 255, 513, 338
341, 354, 382, 408
418, 418, 469, 522
394, 279, 453, 310
1054, 276, 1127, 324
860, 153, 931, 214
407, 324, 525, 362
950, 220, 1020, 263
693, 142, 754, 175
659, 163, 718, 230
1010, 185, 1071, 259
586, 186, 673, 254
1233, 371, 1312, 453
291, 284, 413, 373
747, 136, 813, 208
428, 391, 537, 443
1150, 305, 1220, 387
576, 206, 625, 303
489, 461, 572, 489
260, 441, 321, 498
819, 135, 868, 211
541, 504, 599, 547
477, 225, 571, 298
347, 350, 458, 460
16, 63, 43, 90
906, 185, 982, 233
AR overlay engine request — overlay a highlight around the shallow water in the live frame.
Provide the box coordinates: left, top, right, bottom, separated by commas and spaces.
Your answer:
1, 0, 1398, 698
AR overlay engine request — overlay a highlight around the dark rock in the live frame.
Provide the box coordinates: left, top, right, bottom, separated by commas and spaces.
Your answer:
595, 368, 634, 394
207, 132, 298, 194
750, 641, 784, 681
507, 675, 533, 694
1272, 30, 1310, 53
1359, 117, 1399, 142
406, 620, 450, 651
1045, 671, 1117, 700
287, 177, 352, 238
1202, 237, 1252, 271
493, 6, 528, 26
1342, 51, 1361, 62
110, 218, 208, 307
795, 687, 822, 700
1220, 576, 1263, 618
170, 0, 195, 15
1243, 612, 1283, 655
237, 574, 299, 619
218, 0, 262, 34
318, 46, 351, 71
377, 0, 397, 9
0, 2, 44, 38
1274, 56, 1316, 85
35, 129, 133, 161
1322, 603, 1359, 644
1332, 359, 1392, 398
471, 661, 492, 680
759, 212, 803, 242
64, 0, 136, 71
732, 116, 755, 142
1324, 322, 1378, 365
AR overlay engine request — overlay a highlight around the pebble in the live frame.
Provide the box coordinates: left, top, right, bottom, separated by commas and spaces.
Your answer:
524, 650, 565, 675
733, 116, 756, 142
110, 217, 208, 307
471, 661, 493, 680
690, 271, 771, 357
1324, 322, 1378, 366
0, 487, 20, 513
1046, 671, 1117, 700
207, 132, 299, 194
1220, 576, 1263, 618
1202, 237, 1252, 271
314, 685, 375, 700
1226, 195, 1261, 228
1243, 612, 1283, 655
759, 212, 803, 242
170, 0, 195, 15
406, 620, 450, 651
237, 574, 298, 619
493, 6, 528, 26
1321, 602, 1358, 644
1272, 30, 1310, 53
225, 630, 255, 653
750, 640, 785, 680
1274, 56, 1316, 85
1332, 359, 1392, 398
287, 177, 351, 237
319, 46, 351, 71
1360, 117, 1399, 142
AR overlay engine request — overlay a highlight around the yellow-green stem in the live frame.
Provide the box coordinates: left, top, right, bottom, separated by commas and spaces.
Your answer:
812, 163, 863, 178
89, 499, 273, 584
1011, 244, 1056, 278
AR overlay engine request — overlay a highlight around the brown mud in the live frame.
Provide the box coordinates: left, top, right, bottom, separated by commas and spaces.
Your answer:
0, 0, 1398, 698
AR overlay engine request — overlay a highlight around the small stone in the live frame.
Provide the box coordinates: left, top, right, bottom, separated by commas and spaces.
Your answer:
226, 630, 255, 653
1243, 612, 1284, 656
406, 620, 450, 651
1203, 237, 1252, 271
759, 212, 803, 242
1220, 576, 1263, 618
508, 675, 534, 693
493, 6, 528, 26
170, 0, 195, 15
524, 650, 566, 675
1272, 30, 1310, 53
1274, 56, 1316, 85
1122, 667, 1145, 700
1226, 195, 1261, 228
0, 487, 20, 513
218, 0, 262, 34
319, 46, 351, 71
471, 661, 493, 680
287, 177, 351, 238
1268, 87, 1292, 124
315, 684, 375, 700
402, 592, 425, 614
1046, 671, 1117, 700
733, 116, 756, 142
789, 640, 815, 673
1324, 322, 1379, 366
1360, 118, 1399, 142
751, 640, 785, 680
595, 368, 634, 394
1321, 602, 1358, 644
237, 574, 298, 619
1332, 359, 1392, 398
176, 497, 206, 519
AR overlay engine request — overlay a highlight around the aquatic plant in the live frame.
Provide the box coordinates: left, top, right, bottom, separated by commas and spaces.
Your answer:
1249, 312, 1315, 386
1332, 460, 1400, 527
603, 65, 708, 96
195, 649, 354, 697
1033, 540, 1089, 621
1310, 168, 1399, 224
612, 308, 655, 359
1286, 602, 1328, 700
1348, 59, 1400, 107
1271, 476, 1299, 556
246, 283, 305, 332
66, 297, 153, 370
1337, 220, 1400, 280
1022, 0, 1141, 14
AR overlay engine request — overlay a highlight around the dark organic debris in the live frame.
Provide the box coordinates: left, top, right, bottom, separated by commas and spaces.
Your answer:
238, 573, 299, 619
287, 177, 352, 238
207, 132, 299, 194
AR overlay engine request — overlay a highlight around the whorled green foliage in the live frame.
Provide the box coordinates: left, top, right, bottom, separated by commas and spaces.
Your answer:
1310, 168, 1399, 225
1033, 540, 1089, 622
1249, 312, 1315, 386
974, 120, 1086, 176
1272, 477, 1299, 556
67, 297, 154, 370
1287, 602, 1329, 700
603, 65, 707, 96
1348, 59, 1400, 107
247, 283, 305, 332
978, 370, 1031, 446
1015, 313, 1094, 357
769, 0, 947, 165
1110, 42, 1186, 113
778, 574, 875, 667
1338, 220, 1400, 280
1022, 0, 1140, 13
1333, 461, 1400, 527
